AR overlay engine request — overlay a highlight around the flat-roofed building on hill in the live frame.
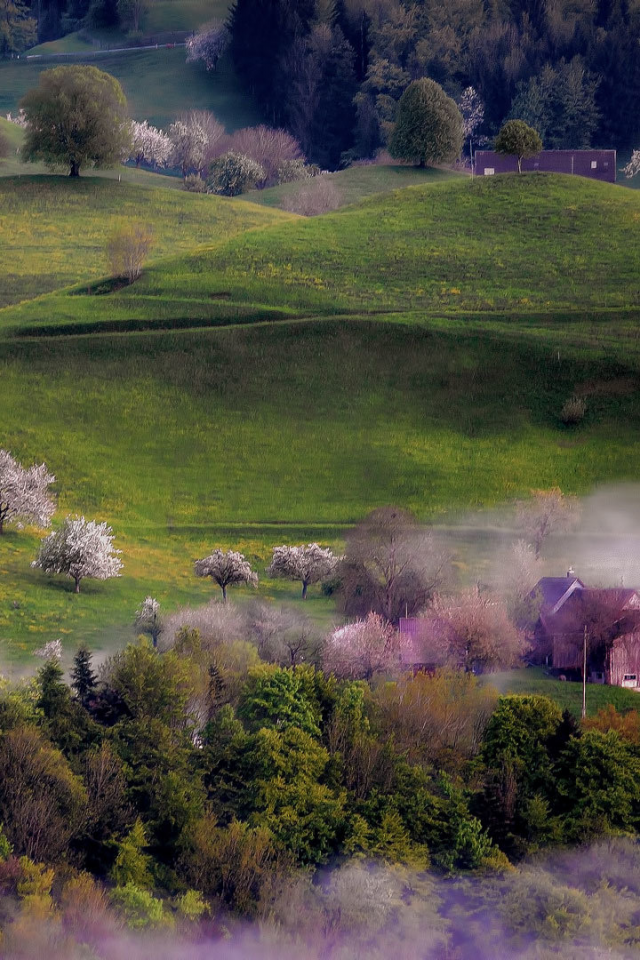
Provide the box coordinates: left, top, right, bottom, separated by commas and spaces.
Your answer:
474, 150, 616, 183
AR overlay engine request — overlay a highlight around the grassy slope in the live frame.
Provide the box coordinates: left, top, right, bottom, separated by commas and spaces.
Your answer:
0, 176, 292, 307
0, 48, 258, 131
3, 173, 640, 659
249, 164, 463, 210
488, 667, 640, 717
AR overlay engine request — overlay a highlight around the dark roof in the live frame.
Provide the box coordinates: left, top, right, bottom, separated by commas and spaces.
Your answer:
542, 587, 640, 638
534, 577, 584, 613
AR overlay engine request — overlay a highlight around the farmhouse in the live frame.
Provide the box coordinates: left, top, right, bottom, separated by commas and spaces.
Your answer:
529, 573, 640, 688
474, 149, 616, 183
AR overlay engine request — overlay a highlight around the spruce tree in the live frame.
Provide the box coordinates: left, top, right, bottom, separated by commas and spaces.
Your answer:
71, 644, 97, 703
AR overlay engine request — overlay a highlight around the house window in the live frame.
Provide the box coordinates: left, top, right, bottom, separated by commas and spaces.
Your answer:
591, 160, 598, 169
484, 168, 495, 176
624, 674, 637, 681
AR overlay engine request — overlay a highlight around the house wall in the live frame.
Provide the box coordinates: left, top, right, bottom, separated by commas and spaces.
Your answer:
474, 150, 617, 183
552, 635, 583, 672
607, 634, 640, 687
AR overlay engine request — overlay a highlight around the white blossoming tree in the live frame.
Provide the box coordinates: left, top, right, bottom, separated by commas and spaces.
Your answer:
134, 596, 162, 647
32, 516, 123, 593
186, 20, 230, 72
128, 120, 172, 168
0, 449, 56, 536
267, 543, 338, 599
34, 638, 63, 661
322, 612, 399, 681
194, 549, 258, 601
168, 110, 224, 178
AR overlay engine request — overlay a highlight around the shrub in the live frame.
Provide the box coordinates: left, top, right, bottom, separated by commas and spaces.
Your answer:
281, 177, 343, 216
183, 173, 206, 193
106, 222, 153, 282
277, 158, 319, 184
206, 152, 265, 196
560, 395, 586, 425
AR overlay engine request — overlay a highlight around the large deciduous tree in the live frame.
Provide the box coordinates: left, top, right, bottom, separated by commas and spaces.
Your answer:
32, 516, 123, 593
194, 549, 258, 601
20, 65, 131, 178
433, 587, 526, 672
494, 118, 542, 173
0, 449, 55, 536
389, 78, 464, 167
186, 19, 230, 72
339, 506, 449, 623
168, 110, 224, 178
268, 543, 338, 599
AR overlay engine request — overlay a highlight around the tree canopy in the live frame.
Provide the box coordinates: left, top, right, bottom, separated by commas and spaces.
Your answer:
494, 119, 543, 173
388, 78, 464, 168
20, 65, 130, 177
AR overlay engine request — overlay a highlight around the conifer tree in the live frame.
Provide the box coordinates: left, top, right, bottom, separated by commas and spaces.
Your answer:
71, 644, 97, 703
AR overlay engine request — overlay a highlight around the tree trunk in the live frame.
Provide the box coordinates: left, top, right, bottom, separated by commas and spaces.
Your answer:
74, 576, 81, 594
221, 583, 227, 602
302, 581, 308, 600
70, 161, 80, 177
419, 158, 425, 168
517, 157, 522, 174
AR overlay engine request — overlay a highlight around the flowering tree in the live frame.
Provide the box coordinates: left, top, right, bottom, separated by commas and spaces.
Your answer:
433, 588, 525, 672
458, 86, 485, 165
0, 449, 56, 535
32, 516, 123, 593
168, 110, 224, 178
268, 543, 338, 599
186, 20, 230, 72
194, 549, 258, 601
322, 612, 399, 680
34, 639, 63, 661
623, 151, 640, 178
134, 596, 162, 647
225, 125, 303, 186
128, 121, 171, 168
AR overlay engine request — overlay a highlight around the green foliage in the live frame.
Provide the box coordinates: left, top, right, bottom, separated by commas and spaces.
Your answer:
0, 823, 12, 861
110, 882, 169, 928
110, 818, 154, 888
105, 639, 196, 727
389, 78, 464, 167
510, 58, 600, 150
494, 119, 543, 172
557, 730, 640, 838
174, 888, 208, 921
20, 66, 131, 177
238, 665, 329, 737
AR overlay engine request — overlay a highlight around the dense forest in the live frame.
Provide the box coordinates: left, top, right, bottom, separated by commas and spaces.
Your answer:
229, 0, 640, 166
3, 617, 640, 955
4, 0, 640, 166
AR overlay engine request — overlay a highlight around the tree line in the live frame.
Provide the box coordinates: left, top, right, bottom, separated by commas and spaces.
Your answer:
229, 0, 640, 163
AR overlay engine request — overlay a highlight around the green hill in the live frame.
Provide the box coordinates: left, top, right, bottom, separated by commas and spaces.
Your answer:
2, 172, 640, 661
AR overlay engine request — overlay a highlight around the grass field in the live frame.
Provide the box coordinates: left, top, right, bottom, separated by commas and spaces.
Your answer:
0, 176, 292, 307
248, 164, 464, 210
0, 47, 259, 130
3, 171, 640, 662
488, 667, 640, 717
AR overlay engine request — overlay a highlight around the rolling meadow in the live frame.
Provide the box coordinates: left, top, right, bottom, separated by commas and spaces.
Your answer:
2, 160, 640, 702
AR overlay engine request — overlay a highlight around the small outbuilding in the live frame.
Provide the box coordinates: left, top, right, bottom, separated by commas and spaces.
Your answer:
474, 150, 616, 183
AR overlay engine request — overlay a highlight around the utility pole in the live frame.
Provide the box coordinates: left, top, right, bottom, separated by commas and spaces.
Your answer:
582, 625, 588, 720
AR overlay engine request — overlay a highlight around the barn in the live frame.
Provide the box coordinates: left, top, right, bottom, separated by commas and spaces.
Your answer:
529, 575, 640, 688
474, 149, 616, 183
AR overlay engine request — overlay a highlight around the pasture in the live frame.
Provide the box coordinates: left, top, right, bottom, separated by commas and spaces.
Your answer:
3, 172, 640, 660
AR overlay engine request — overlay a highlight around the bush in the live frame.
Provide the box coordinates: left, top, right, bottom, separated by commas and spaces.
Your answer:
183, 173, 206, 193
281, 177, 343, 216
106, 222, 153, 282
206, 152, 265, 196
560, 396, 586, 425
277, 158, 319, 184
